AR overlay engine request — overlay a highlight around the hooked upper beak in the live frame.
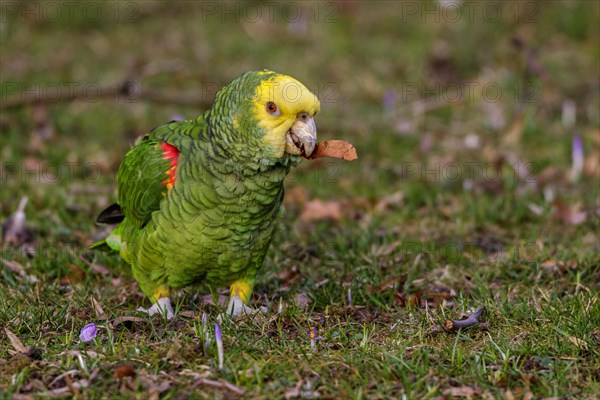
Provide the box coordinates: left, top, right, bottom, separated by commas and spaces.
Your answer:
285, 112, 317, 157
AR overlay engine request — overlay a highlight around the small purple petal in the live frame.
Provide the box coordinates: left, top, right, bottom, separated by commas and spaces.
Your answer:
214, 323, 222, 342
170, 114, 185, 121
308, 328, 323, 341
573, 135, 584, 161
571, 134, 584, 181
383, 90, 396, 111
215, 323, 224, 369
308, 328, 323, 351
79, 323, 98, 343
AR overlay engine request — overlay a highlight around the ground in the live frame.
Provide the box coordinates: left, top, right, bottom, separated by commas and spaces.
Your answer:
1, 1, 599, 399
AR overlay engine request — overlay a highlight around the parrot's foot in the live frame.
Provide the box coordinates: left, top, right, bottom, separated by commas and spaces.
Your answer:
217, 295, 267, 322
137, 297, 174, 320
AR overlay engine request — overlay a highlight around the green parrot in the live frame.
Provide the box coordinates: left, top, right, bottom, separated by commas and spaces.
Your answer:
93, 70, 320, 319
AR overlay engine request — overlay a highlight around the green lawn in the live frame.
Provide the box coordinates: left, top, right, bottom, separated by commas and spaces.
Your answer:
1, 1, 599, 398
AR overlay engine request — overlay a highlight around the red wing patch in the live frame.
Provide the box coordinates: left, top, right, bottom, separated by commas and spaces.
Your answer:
160, 142, 180, 190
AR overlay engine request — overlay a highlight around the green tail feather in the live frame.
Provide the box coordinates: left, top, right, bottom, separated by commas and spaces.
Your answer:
90, 224, 124, 252
89, 239, 111, 251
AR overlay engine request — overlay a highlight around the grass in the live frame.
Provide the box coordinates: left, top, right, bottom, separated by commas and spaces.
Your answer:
1, 1, 599, 398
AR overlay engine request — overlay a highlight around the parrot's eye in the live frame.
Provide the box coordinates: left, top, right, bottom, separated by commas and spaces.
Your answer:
266, 102, 280, 116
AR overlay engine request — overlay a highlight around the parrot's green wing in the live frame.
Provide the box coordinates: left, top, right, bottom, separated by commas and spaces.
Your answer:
116, 117, 207, 229
117, 137, 177, 229
91, 136, 174, 250
92, 117, 207, 253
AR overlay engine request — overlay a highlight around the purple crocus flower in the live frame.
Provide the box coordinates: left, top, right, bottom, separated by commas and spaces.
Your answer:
79, 323, 98, 343
308, 328, 323, 350
215, 323, 224, 369
383, 90, 396, 112
571, 134, 584, 182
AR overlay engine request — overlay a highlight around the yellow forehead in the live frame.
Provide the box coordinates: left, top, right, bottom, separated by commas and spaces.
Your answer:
252, 75, 320, 116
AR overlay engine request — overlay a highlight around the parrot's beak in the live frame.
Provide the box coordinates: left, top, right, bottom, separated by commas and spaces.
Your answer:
285, 112, 317, 157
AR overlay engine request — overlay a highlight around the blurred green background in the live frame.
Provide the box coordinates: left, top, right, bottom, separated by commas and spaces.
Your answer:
1, 1, 599, 398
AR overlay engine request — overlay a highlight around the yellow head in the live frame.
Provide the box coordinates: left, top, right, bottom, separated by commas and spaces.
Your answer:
209, 70, 321, 161
250, 72, 320, 158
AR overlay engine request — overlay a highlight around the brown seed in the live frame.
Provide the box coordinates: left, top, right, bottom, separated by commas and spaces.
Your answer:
304, 140, 358, 161
114, 364, 136, 379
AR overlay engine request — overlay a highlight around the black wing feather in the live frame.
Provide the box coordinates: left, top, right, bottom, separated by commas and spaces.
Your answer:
96, 203, 125, 224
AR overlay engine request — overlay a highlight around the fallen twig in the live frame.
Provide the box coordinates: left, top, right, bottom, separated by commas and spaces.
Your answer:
443, 306, 486, 331
193, 378, 245, 396
0, 81, 213, 110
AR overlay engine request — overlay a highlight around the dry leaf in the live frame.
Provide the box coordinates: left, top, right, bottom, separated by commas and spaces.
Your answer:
294, 293, 311, 310
378, 241, 402, 256
2, 196, 34, 247
284, 380, 303, 399
277, 266, 300, 288
502, 115, 524, 146
305, 140, 358, 161
179, 310, 196, 318
2, 258, 38, 282
60, 264, 86, 284
407, 292, 421, 308
1, 258, 25, 275
367, 275, 403, 293
30, 369, 99, 398
443, 385, 481, 397
541, 259, 557, 273
553, 201, 587, 225
111, 316, 147, 327
5, 328, 30, 354
375, 191, 404, 212
198, 294, 229, 307
299, 199, 343, 222
584, 144, 599, 178
394, 291, 407, 307
90, 263, 111, 275
90, 296, 105, 317
81, 258, 111, 276
522, 392, 534, 400
568, 336, 588, 350
284, 186, 309, 207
